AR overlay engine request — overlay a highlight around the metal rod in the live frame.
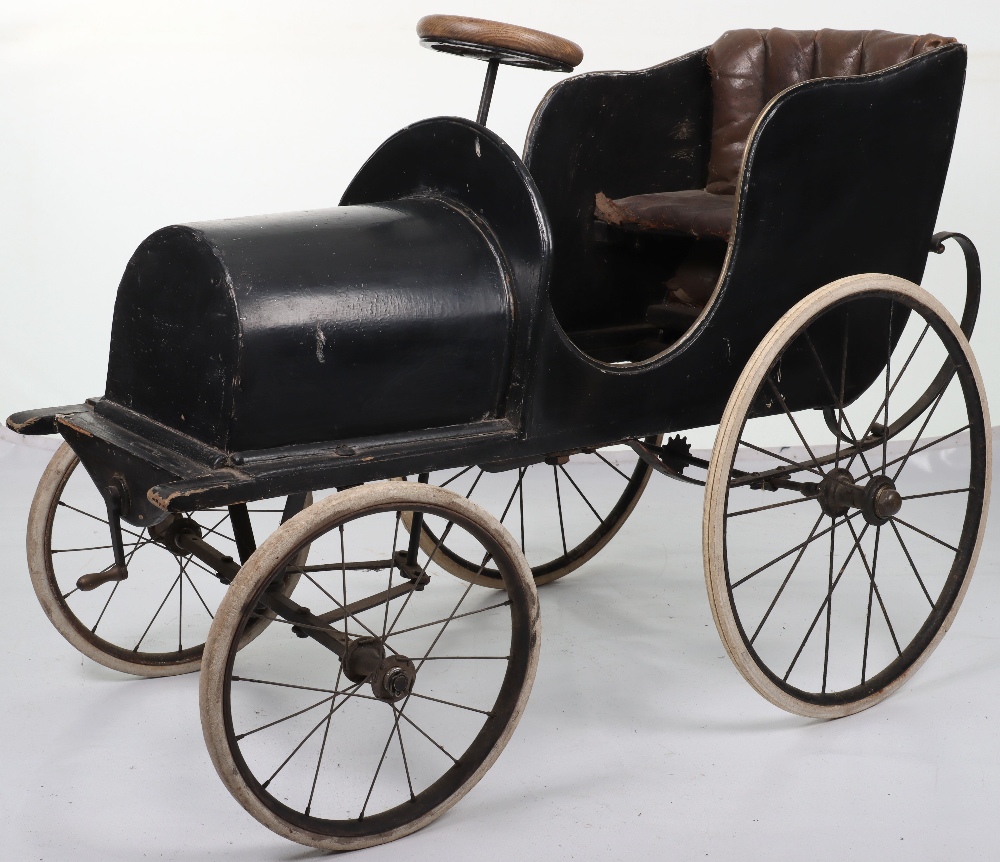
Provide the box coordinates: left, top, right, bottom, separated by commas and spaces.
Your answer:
476, 57, 500, 125
406, 473, 430, 566
228, 503, 256, 564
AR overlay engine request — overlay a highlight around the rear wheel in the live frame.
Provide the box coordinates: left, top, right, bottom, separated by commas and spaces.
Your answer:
401, 437, 660, 587
704, 275, 990, 718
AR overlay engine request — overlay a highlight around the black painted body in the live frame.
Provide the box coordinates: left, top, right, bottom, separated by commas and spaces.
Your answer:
106, 200, 511, 452
8, 45, 967, 525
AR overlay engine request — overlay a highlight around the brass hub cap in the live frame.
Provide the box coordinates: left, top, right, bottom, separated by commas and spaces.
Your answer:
815, 469, 902, 526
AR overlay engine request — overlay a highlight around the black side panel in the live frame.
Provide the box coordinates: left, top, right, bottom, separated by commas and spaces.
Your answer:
520, 46, 966, 451
104, 227, 237, 450
713, 43, 967, 363
523, 50, 713, 332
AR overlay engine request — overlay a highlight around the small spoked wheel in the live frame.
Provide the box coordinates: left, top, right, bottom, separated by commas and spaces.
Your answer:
705, 274, 991, 718
200, 481, 540, 851
400, 437, 660, 587
27, 443, 310, 677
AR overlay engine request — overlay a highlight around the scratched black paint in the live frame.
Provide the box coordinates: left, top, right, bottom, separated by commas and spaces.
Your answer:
6, 45, 967, 523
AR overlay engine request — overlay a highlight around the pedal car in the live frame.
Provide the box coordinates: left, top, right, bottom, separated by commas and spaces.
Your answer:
8, 16, 989, 851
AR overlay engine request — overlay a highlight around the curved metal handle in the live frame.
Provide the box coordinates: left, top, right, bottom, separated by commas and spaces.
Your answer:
823, 231, 982, 444
930, 230, 981, 340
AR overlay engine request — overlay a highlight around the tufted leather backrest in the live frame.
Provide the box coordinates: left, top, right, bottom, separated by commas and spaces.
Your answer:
705, 29, 956, 195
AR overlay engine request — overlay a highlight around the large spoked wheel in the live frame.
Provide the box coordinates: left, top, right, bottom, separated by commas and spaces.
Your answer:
201, 482, 539, 851
705, 275, 991, 718
400, 437, 660, 587
27, 443, 311, 677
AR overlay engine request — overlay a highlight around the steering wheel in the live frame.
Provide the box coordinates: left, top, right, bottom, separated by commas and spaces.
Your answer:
417, 15, 583, 73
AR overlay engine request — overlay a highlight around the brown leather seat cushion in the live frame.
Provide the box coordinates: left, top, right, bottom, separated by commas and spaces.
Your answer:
591, 28, 956, 320
594, 190, 734, 239
706, 28, 956, 194
594, 29, 954, 234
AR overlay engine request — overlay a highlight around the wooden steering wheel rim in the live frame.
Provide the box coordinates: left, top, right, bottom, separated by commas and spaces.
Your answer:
417, 15, 583, 72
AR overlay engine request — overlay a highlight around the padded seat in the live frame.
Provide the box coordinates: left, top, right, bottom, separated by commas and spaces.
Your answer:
594, 190, 734, 239
592, 27, 955, 316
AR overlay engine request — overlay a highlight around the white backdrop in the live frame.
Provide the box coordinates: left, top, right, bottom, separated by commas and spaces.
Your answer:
0, 0, 996, 433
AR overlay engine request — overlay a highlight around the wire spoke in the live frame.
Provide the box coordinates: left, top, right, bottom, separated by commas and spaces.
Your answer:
260, 686, 362, 791
463, 469, 486, 500
731, 511, 862, 589
385, 519, 457, 639
845, 322, 931, 474
412, 548, 496, 679
553, 465, 568, 556
237, 692, 339, 741
392, 704, 458, 763
765, 375, 825, 475
862, 526, 881, 683
383, 512, 402, 639
888, 519, 934, 606
304, 666, 343, 816
902, 487, 970, 501
359, 707, 405, 819
594, 450, 631, 481
178, 558, 184, 651
845, 518, 900, 655
232, 676, 342, 695
890, 425, 970, 483
407, 690, 492, 716
132, 573, 181, 652
727, 494, 818, 518
784, 521, 871, 681
52, 539, 143, 554
390, 600, 511, 638
750, 513, 825, 643
497, 472, 525, 526
852, 422, 969, 484
518, 467, 526, 552
558, 464, 603, 523
90, 538, 152, 634
396, 722, 415, 802
55, 501, 145, 540
299, 573, 389, 644
180, 557, 214, 619
822, 517, 836, 693
836, 312, 849, 470
893, 516, 960, 553
882, 303, 894, 475
184, 554, 228, 581
736, 439, 824, 478
438, 465, 474, 490
802, 327, 875, 476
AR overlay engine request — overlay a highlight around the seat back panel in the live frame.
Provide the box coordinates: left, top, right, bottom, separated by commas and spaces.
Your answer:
706, 28, 956, 194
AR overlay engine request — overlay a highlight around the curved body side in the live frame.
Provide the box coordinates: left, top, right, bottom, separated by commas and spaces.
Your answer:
519, 44, 966, 452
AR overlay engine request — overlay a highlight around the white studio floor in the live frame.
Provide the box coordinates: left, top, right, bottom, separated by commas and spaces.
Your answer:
2, 431, 999, 862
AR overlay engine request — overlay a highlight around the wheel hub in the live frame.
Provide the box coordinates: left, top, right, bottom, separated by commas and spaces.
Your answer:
342, 638, 417, 701
372, 655, 417, 702
342, 636, 385, 683
816, 469, 901, 526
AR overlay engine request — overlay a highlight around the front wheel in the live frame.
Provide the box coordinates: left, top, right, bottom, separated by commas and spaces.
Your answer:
200, 481, 540, 851
27, 443, 310, 677
704, 274, 990, 718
